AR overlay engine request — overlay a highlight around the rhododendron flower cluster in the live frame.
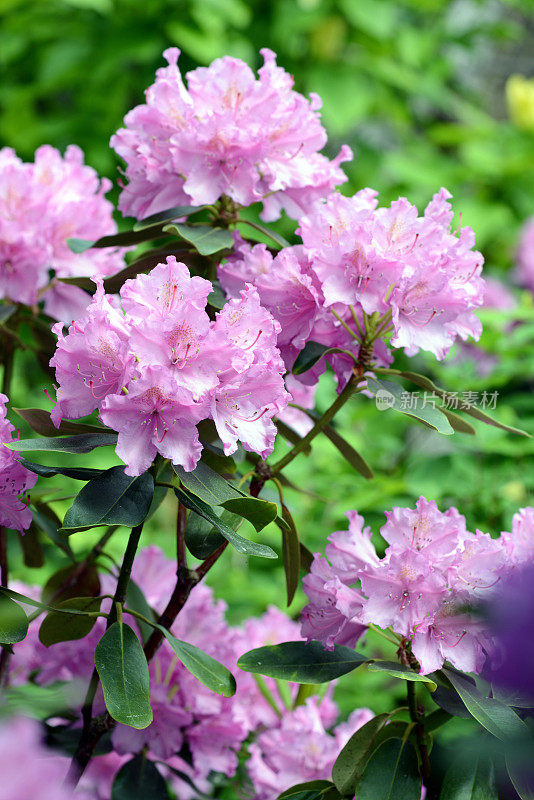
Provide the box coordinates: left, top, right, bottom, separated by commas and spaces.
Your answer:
218, 189, 485, 390
50, 256, 288, 475
0, 393, 37, 532
0, 145, 124, 320
111, 48, 351, 222
10, 546, 371, 800
248, 699, 374, 800
302, 498, 514, 675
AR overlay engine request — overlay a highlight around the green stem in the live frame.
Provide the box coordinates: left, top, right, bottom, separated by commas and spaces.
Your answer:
253, 674, 282, 718
368, 624, 401, 646
330, 307, 361, 341
107, 523, 144, 628
270, 374, 363, 474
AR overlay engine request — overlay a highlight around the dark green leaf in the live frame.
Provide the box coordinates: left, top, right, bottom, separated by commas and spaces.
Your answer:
277, 781, 337, 799
67, 224, 168, 252
184, 510, 226, 559
382, 369, 530, 437
440, 753, 497, 800
200, 443, 237, 474
445, 668, 528, 740
240, 219, 290, 249
292, 342, 355, 376
125, 581, 156, 644
357, 738, 421, 800
20, 459, 104, 481
366, 378, 453, 435
5, 682, 86, 720
39, 596, 102, 647
174, 461, 238, 505
237, 641, 367, 684
174, 486, 276, 558
9, 433, 118, 454
163, 223, 234, 255
506, 749, 534, 800
31, 505, 75, 561
0, 594, 28, 644
221, 496, 278, 532
300, 542, 314, 572
280, 503, 300, 605
431, 686, 472, 719
112, 754, 169, 800
42, 563, 100, 605
274, 418, 312, 454
438, 408, 476, 435
95, 622, 152, 729
13, 408, 105, 437
367, 661, 437, 691
491, 684, 534, 709
62, 467, 154, 531
20, 524, 44, 568
134, 204, 206, 230
321, 423, 374, 478
174, 462, 277, 532
157, 629, 236, 697
207, 281, 226, 309
332, 712, 391, 795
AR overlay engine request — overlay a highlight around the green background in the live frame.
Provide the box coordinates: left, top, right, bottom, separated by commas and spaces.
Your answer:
2, 0, 534, 738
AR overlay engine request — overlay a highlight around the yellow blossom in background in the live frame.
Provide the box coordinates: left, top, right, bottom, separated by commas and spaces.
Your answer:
506, 74, 534, 131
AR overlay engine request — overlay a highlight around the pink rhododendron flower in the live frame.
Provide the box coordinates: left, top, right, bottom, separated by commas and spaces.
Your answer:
247, 698, 373, 800
296, 188, 485, 360
0, 145, 124, 318
0, 716, 73, 800
302, 498, 508, 674
501, 506, 534, 565
0, 393, 37, 532
50, 256, 288, 475
111, 48, 351, 221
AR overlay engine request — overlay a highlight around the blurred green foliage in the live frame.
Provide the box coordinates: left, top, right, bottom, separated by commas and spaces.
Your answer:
2, 0, 534, 725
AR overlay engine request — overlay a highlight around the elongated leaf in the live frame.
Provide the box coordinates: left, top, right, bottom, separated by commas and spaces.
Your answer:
277, 781, 337, 799
13, 408, 104, 437
237, 641, 368, 684
300, 542, 314, 572
367, 661, 437, 691
112, 754, 169, 800
173, 486, 276, 558
67, 224, 167, 252
174, 462, 277, 532
42, 563, 100, 605
0, 594, 28, 644
31, 505, 75, 561
275, 418, 312, 454
506, 749, 534, 800
491, 684, 534, 709
321, 423, 373, 478
292, 342, 355, 376
332, 712, 391, 795
134, 204, 206, 230
381, 369, 530, 437
367, 377, 453, 434
440, 753, 497, 800
280, 503, 300, 605
20, 459, 103, 481
439, 408, 476, 435
174, 461, 238, 505
125, 581, 155, 644
157, 629, 236, 697
184, 511, 226, 559
39, 597, 102, 647
20, 524, 44, 568
163, 223, 233, 255
445, 669, 528, 740
357, 738, 421, 800
431, 686, 472, 719
239, 219, 290, 249
221, 496, 278, 532
9, 433, 117, 454
95, 622, 152, 729
62, 467, 154, 531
